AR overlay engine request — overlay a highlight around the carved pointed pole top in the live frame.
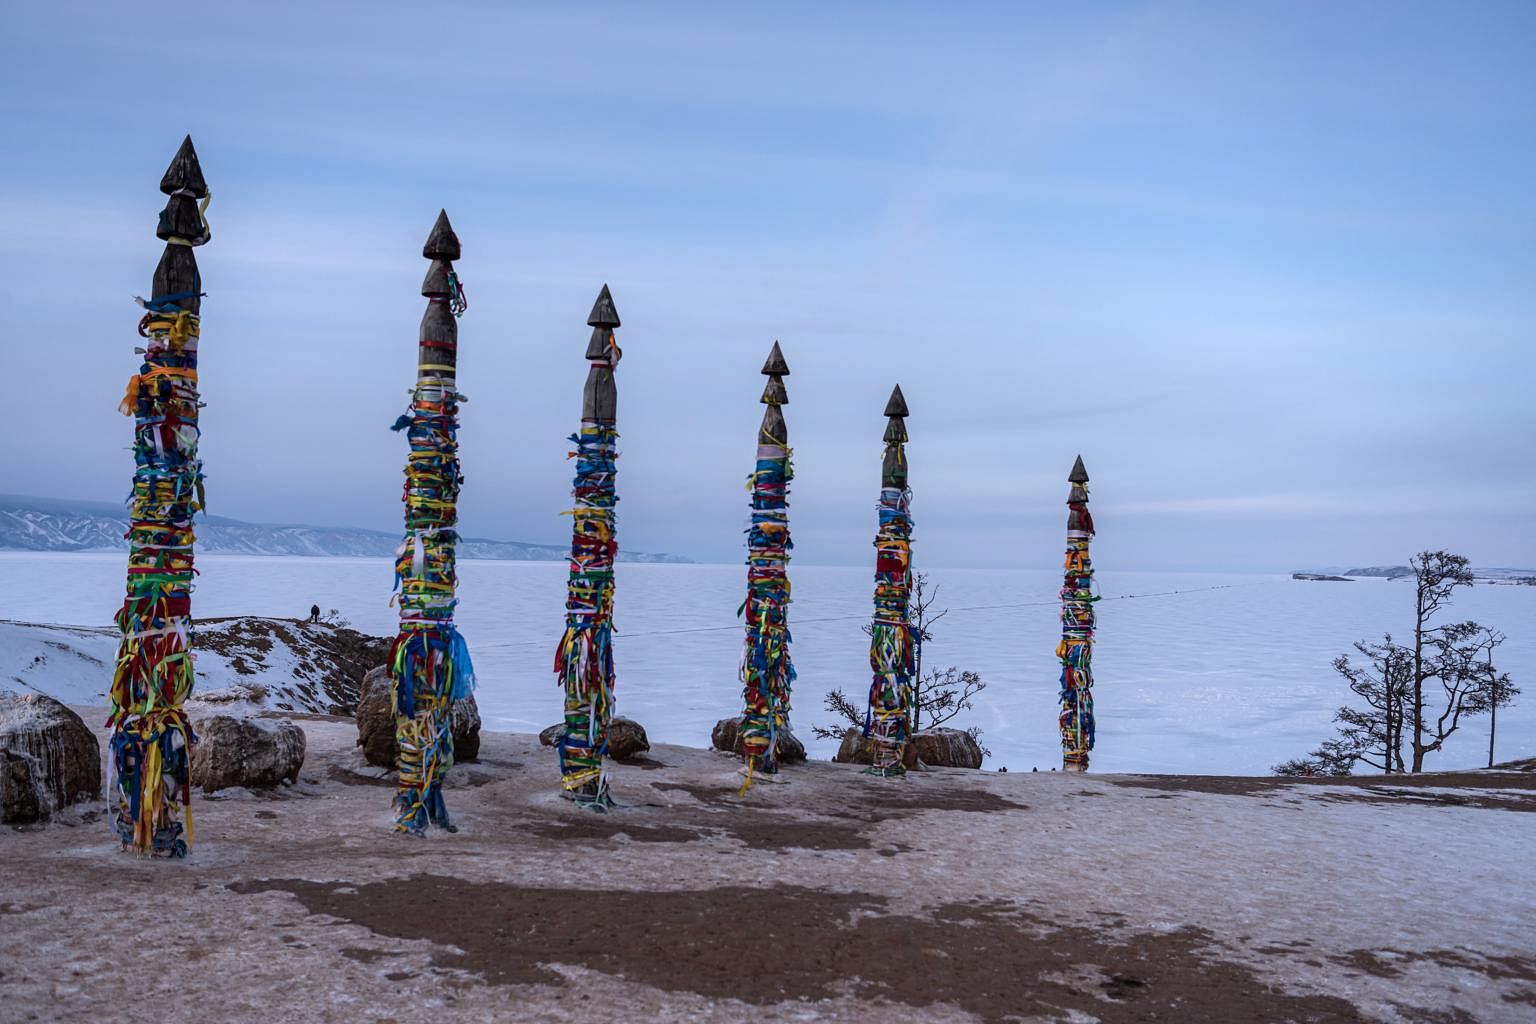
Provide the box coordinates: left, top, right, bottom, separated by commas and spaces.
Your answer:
159, 135, 208, 197
881, 384, 908, 486
883, 384, 908, 445
582, 286, 619, 423
587, 284, 621, 328
761, 340, 790, 376
151, 136, 211, 313
423, 209, 461, 261
1067, 455, 1089, 504
758, 342, 788, 443
760, 341, 789, 407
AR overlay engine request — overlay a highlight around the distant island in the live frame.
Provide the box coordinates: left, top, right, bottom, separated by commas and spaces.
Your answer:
1342, 565, 1416, 579
0, 494, 691, 564
1295, 564, 1535, 584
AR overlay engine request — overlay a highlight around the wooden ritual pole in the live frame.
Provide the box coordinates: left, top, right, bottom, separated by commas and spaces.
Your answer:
864, 385, 915, 775
387, 210, 475, 833
1058, 455, 1098, 771
553, 285, 622, 810
738, 342, 797, 787
107, 136, 211, 858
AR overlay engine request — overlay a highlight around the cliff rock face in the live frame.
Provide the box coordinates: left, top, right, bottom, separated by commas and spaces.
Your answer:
190, 715, 306, 793
0, 692, 101, 823
0, 617, 389, 716
193, 618, 391, 715
355, 665, 481, 768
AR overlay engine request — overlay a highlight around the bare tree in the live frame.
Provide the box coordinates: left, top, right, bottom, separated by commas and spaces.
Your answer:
1276, 549, 1518, 776
1470, 636, 1520, 767
1406, 550, 1474, 771
810, 690, 865, 740
1273, 637, 1410, 776
1417, 622, 1517, 766
811, 571, 988, 751
1335, 637, 1413, 773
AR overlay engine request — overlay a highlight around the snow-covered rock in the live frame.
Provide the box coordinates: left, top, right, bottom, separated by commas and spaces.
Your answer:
190, 715, 306, 793
355, 665, 481, 768
0, 617, 388, 716
0, 692, 101, 822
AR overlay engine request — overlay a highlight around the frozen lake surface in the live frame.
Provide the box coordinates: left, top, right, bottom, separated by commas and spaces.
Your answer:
3, 551, 1532, 775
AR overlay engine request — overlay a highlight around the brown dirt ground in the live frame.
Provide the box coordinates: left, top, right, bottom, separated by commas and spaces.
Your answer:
232, 874, 1368, 1023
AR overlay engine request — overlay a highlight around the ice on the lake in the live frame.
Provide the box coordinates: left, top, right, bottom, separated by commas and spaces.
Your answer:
1, 551, 1531, 775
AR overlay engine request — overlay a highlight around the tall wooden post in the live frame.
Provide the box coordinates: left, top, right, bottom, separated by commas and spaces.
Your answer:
554, 285, 622, 810
864, 385, 914, 775
738, 342, 797, 787
1058, 455, 1098, 771
388, 210, 475, 834
107, 136, 211, 858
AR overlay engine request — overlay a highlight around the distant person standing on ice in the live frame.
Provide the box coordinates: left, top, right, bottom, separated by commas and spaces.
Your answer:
308, 604, 320, 624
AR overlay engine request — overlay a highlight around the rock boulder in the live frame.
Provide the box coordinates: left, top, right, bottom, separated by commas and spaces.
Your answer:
711, 716, 807, 763
0, 692, 101, 824
910, 728, 985, 769
189, 715, 306, 792
607, 717, 650, 761
831, 726, 919, 769
355, 665, 481, 768
541, 717, 651, 762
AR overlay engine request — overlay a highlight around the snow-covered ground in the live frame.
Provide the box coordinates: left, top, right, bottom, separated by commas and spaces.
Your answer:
2, 551, 1532, 774
3, 719, 1533, 1023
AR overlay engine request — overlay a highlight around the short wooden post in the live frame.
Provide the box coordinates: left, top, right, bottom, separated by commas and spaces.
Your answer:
107, 136, 211, 858
387, 210, 476, 833
554, 285, 622, 809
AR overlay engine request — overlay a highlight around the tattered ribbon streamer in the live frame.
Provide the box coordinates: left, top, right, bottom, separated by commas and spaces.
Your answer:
108, 304, 204, 857
555, 423, 620, 808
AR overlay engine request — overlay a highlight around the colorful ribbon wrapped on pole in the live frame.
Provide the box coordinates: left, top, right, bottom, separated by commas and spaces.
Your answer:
1058, 455, 1098, 770
738, 342, 796, 788
864, 385, 914, 775
554, 285, 622, 809
108, 136, 211, 858
388, 210, 475, 833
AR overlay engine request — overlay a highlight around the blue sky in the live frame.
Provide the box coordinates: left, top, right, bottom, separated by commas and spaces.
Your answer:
1, 2, 1532, 570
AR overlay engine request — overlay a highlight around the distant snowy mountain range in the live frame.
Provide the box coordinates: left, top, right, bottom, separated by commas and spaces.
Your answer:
0, 494, 690, 564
